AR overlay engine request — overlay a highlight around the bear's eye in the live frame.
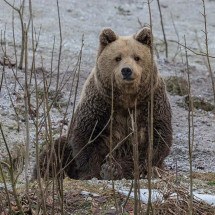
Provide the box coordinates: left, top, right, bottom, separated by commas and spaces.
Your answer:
115, 56, 122, 62
134, 56, 140, 61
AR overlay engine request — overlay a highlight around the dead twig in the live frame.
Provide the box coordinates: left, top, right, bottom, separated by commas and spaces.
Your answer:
3, 0, 30, 69
170, 12, 181, 61
201, 0, 215, 104
157, 0, 168, 58
0, 124, 24, 214
56, 0, 63, 92
172, 40, 215, 59
147, 0, 154, 214
184, 35, 194, 215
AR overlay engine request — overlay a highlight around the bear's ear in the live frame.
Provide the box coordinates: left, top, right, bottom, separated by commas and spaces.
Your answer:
134, 27, 152, 46
99, 28, 118, 46
98, 28, 118, 56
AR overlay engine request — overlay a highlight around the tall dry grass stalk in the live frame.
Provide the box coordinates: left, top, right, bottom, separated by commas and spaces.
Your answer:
146, 0, 155, 214
23, 22, 32, 212
109, 61, 120, 214
184, 35, 195, 215
131, 104, 141, 214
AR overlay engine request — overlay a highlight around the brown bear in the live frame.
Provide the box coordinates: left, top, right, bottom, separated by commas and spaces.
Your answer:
33, 27, 172, 180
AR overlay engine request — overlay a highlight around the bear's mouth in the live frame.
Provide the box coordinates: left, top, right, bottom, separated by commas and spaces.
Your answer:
123, 77, 133, 80
123, 77, 135, 82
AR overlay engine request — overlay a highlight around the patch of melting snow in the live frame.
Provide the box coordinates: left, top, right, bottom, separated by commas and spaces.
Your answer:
81, 190, 100, 197
119, 189, 163, 203
118, 188, 215, 206
193, 192, 215, 206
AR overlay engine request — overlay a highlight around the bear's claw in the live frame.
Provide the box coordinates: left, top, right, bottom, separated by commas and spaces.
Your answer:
100, 161, 123, 180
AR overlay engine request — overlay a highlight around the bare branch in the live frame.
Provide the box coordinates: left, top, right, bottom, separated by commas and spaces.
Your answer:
157, 0, 168, 58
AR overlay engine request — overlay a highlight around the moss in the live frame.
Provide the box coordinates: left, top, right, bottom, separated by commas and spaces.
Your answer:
184, 96, 215, 112
207, 181, 215, 186
37, 88, 63, 102
165, 76, 188, 96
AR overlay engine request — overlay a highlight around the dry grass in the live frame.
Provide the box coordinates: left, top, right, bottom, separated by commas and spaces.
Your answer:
0, 173, 215, 214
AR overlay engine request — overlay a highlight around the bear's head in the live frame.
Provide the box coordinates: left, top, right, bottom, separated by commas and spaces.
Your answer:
95, 27, 159, 105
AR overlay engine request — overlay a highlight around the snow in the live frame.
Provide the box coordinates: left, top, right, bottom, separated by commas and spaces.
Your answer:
118, 188, 215, 206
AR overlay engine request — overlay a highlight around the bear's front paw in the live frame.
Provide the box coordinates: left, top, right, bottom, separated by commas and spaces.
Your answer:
100, 162, 123, 180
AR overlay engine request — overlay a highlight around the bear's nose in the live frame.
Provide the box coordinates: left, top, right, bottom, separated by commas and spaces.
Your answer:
121, 67, 132, 80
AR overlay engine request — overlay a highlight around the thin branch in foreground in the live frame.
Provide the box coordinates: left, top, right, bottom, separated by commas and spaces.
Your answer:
0, 124, 24, 214
0, 27, 7, 92
184, 35, 194, 215
109, 51, 119, 214
56, 0, 63, 92
201, 0, 215, 104
131, 105, 141, 214
0, 163, 13, 214
157, 0, 168, 59
172, 40, 215, 59
147, 0, 154, 214
23, 23, 31, 210
3, 0, 27, 69
12, 3, 18, 91
170, 12, 181, 61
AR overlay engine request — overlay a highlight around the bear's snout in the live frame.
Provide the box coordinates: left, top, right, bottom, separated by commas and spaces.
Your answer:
121, 67, 133, 80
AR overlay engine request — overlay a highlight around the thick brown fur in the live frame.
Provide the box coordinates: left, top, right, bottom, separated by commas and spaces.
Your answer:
33, 27, 172, 180
32, 136, 78, 180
